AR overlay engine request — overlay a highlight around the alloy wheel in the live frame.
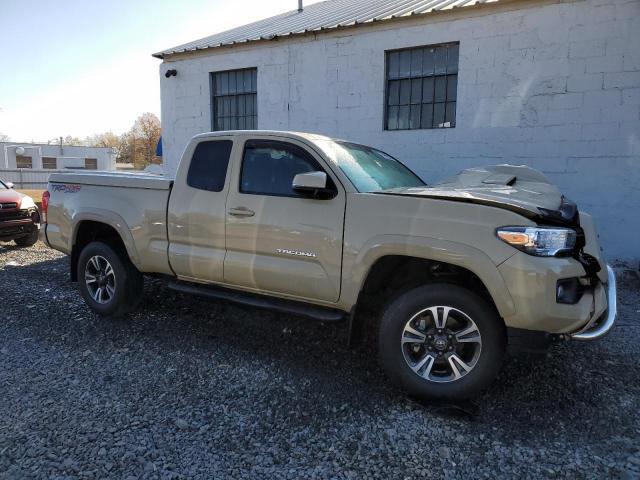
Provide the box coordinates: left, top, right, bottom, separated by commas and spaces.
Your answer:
400, 306, 482, 383
84, 255, 117, 305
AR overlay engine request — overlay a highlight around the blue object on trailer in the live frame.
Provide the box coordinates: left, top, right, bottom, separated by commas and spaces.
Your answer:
155, 137, 162, 157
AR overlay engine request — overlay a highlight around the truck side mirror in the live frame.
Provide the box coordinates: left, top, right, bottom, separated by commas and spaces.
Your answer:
293, 171, 326, 190
292, 171, 335, 199
6, 182, 14, 189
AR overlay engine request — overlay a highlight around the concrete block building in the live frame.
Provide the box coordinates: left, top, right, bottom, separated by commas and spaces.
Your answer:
154, 0, 640, 259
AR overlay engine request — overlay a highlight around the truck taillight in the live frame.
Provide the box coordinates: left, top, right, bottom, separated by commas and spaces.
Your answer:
42, 190, 50, 224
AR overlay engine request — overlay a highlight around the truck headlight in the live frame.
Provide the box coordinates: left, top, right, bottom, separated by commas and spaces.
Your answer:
497, 226, 577, 257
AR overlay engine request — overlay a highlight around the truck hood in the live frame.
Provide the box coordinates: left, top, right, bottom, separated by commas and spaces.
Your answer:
378, 165, 576, 224
0, 188, 25, 206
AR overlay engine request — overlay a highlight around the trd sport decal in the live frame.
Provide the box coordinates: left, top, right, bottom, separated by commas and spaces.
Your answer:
51, 184, 82, 193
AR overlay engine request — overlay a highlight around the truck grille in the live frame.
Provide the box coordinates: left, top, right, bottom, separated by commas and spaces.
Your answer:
0, 202, 18, 210
0, 208, 29, 222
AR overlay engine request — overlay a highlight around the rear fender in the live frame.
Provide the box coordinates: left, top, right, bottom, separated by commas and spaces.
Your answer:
70, 209, 140, 266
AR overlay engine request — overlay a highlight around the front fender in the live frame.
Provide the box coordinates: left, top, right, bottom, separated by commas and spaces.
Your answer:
340, 234, 516, 318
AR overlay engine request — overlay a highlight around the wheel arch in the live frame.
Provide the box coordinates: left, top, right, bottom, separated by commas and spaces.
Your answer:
70, 215, 139, 282
346, 236, 515, 346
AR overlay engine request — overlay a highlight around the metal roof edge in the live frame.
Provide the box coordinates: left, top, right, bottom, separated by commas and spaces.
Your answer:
152, 0, 532, 61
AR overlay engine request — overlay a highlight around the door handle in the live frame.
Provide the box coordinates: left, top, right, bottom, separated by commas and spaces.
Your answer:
228, 206, 255, 218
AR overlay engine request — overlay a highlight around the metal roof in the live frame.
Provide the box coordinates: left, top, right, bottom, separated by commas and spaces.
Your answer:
153, 0, 503, 59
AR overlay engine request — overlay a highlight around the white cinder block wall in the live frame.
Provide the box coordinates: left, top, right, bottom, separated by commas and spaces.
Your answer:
159, 0, 640, 260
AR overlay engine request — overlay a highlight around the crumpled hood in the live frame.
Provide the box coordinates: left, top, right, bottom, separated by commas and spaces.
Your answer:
379, 165, 565, 220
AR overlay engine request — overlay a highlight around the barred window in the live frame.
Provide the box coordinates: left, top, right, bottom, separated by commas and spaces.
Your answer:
42, 157, 57, 169
16, 155, 32, 168
385, 43, 459, 130
211, 68, 257, 131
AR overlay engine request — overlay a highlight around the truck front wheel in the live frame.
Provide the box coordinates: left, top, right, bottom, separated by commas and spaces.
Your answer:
77, 241, 143, 317
378, 284, 505, 400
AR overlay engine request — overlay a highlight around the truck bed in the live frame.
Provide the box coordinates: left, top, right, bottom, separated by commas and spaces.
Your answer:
45, 171, 174, 275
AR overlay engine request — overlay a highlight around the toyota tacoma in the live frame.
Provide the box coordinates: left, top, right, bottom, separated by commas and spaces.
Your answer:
41, 131, 616, 399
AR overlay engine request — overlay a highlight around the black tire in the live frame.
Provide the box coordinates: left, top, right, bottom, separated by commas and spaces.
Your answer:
14, 229, 39, 247
77, 241, 143, 317
378, 284, 506, 400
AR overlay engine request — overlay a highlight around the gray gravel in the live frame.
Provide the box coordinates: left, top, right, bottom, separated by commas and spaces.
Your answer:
1, 241, 639, 479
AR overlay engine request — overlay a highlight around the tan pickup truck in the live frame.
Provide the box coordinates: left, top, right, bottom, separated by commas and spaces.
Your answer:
41, 130, 616, 399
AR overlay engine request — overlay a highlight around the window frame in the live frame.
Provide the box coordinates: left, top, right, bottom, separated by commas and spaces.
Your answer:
186, 139, 234, 193
210, 67, 258, 132
238, 139, 335, 199
42, 157, 57, 169
84, 158, 98, 170
384, 42, 459, 131
16, 155, 33, 169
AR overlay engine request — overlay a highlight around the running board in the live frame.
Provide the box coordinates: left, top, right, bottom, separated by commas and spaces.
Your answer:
167, 281, 346, 322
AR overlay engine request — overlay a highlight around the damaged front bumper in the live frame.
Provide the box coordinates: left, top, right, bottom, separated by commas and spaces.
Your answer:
569, 265, 617, 341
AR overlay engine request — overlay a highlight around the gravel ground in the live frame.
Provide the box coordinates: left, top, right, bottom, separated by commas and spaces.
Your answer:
1, 242, 639, 479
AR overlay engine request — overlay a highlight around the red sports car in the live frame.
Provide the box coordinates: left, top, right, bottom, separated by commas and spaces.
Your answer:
0, 179, 40, 247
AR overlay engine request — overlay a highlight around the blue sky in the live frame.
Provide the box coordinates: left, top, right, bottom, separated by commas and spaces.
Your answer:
0, 0, 320, 141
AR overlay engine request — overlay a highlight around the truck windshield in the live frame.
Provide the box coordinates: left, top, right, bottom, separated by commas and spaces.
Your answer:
317, 140, 425, 192
0, 180, 8, 189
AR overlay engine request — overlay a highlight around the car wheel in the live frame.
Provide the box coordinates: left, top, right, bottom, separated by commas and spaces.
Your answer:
77, 241, 143, 317
378, 284, 506, 400
14, 230, 39, 247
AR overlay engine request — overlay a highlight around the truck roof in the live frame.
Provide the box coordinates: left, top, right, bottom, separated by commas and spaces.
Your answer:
192, 130, 337, 143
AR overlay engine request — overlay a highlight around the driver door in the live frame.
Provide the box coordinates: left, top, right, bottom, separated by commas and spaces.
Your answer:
223, 138, 345, 303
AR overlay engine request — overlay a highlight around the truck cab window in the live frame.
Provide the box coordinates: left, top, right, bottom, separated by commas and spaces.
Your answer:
187, 140, 233, 192
240, 140, 331, 197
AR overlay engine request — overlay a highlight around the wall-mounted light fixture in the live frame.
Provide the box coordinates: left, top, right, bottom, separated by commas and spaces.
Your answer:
165, 69, 177, 78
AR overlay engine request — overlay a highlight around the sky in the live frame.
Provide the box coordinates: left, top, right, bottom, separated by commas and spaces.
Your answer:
0, 0, 321, 142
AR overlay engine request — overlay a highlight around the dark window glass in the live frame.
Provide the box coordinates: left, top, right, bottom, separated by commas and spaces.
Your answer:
399, 79, 411, 105
388, 80, 400, 105
42, 157, 57, 169
446, 102, 457, 127
410, 79, 422, 104
385, 43, 459, 131
433, 103, 446, 127
187, 140, 233, 192
240, 141, 324, 197
409, 105, 421, 129
435, 76, 447, 103
388, 51, 400, 79
421, 103, 434, 129
398, 106, 410, 130
422, 77, 434, 103
399, 50, 411, 78
434, 46, 447, 75
387, 106, 399, 130
447, 75, 458, 102
211, 68, 257, 131
410, 48, 423, 76
447, 44, 459, 74
422, 48, 435, 75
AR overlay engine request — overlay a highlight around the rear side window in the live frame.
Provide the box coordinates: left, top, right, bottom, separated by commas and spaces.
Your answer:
187, 140, 233, 192
240, 140, 324, 197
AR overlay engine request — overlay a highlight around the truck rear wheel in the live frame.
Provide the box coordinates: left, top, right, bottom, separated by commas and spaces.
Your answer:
77, 241, 143, 317
378, 284, 505, 400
